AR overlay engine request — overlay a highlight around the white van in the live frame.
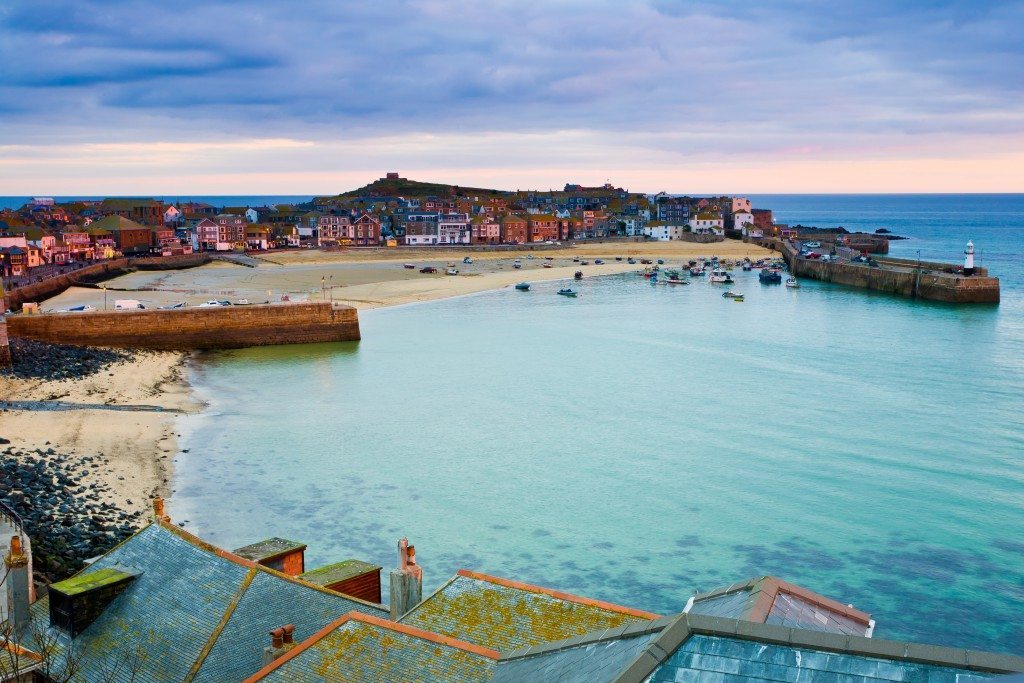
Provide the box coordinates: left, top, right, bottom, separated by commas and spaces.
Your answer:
114, 299, 146, 310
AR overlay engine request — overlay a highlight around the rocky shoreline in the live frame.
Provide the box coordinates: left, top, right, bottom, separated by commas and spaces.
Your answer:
0, 445, 143, 581
1, 339, 195, 584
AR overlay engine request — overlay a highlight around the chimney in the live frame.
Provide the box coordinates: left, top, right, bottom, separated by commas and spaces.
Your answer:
152, 497, 170, 523
5, 535, 31, 636
389, 537, 423, 620
262, 624, 297, 666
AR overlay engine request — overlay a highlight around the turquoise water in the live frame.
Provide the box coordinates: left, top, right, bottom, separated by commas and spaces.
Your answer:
172, 195, 1024, 653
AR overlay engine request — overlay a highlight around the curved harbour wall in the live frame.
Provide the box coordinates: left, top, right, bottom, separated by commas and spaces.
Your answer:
3, 254, 210, 311
5, 301, 360, 350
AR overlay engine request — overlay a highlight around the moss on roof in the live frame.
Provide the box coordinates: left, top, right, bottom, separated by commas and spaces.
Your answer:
298, 560, 382, 587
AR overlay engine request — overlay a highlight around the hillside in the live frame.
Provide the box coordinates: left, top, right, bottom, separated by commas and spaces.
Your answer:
324, 176, 506, 201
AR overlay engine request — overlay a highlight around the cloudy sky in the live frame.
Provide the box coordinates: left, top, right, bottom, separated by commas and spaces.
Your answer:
2, 0, 1022, 194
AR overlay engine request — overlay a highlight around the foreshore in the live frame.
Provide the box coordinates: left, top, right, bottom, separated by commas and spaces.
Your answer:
1, 240, 773, 581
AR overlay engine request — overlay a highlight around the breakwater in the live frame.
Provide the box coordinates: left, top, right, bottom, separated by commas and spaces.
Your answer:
770, 240, 1000, 303
6, 301, 360, 350
3, 253, 210, 311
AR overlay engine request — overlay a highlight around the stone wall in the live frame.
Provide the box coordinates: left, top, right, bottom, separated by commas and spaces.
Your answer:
4, 254, 210, 311
0, 316, 10, 367
6, 302, 360, 350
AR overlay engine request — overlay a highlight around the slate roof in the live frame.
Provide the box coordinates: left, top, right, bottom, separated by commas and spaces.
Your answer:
614, 613, 1024, 683
246, 612, 498, 682
493, 616, 672, 683
686, 575, 874, 637
87, 214, 148, 232
24, 520, 387, 682
398, 569, 660, 653
298, 559, 381, 587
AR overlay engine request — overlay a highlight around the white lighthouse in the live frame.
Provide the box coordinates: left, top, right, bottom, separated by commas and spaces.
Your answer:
964, 240, 975, 276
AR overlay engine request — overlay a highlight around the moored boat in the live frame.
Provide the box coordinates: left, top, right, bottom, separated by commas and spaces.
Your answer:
689, 267, 704, 276
574, 270, 583, 280
709, 268, 733, 284
446, 268, 459, 276
557, 288, 578, 297
759, 269, 782, 284
403, 263, 415, 269
515, 282, 530, 291
786, 278, 800, 288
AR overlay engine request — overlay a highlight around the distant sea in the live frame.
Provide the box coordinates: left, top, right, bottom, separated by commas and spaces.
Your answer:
13, 192, 1024, 652
0, 196, 316, 212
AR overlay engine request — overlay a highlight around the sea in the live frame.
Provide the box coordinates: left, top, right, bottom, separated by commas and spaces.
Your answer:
10, 194, 1024, 651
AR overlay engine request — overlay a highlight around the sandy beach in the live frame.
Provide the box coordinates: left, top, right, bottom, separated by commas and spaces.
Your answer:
0, 350, 201, 519
39, 240, 776, 311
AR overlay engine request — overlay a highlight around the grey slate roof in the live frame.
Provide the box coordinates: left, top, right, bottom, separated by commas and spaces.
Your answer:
493, 616, 673, 683
251, 614, 498, 682
25, 521, 387, 682
614, 613, 1024, 683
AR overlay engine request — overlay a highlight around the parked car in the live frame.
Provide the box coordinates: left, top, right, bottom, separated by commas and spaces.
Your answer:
419, 266, 437, 274
806, 252, 822, 259
114, 299, 146, 310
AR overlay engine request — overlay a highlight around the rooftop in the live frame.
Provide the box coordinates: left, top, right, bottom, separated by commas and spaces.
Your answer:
399, 569, 659, 652
298, 560, 382, 587
233, 537, 307, 563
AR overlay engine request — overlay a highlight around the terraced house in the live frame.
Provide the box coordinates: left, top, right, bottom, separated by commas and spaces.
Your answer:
2, 500, 1021, 682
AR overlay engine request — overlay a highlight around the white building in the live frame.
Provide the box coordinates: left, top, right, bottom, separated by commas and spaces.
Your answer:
688, 214, 724, 236
164, 205, 181, 224
245, 207, 260, 223
643, 223, 685, 241
733, 210, 754, 235
437, 214, 471, 244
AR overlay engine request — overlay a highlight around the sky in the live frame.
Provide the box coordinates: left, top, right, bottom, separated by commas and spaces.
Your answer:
1, 0, 1023, 195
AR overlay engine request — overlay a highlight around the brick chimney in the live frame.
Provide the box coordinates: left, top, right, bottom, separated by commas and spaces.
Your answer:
152, 497, 170, 523
262, 624, 297, 666
389, 537, 423, 620
5, 535, 31, 636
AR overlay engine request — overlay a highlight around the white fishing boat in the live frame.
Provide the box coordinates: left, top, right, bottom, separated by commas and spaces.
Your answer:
708, 268, 733, 284
786, 278, 800, 288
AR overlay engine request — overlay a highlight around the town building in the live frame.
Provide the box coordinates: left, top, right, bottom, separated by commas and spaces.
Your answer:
643, 222, 685, 241
437, 213, 470, 245
88, 215, 153, 254
688, 212, 724, 236
500, 214, 528, 244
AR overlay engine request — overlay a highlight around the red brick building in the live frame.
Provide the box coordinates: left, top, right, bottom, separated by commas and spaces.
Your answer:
352, 213, 382, 246
528, 214, 560, 242
88, 215, 152, 254
501, 214, 528, 244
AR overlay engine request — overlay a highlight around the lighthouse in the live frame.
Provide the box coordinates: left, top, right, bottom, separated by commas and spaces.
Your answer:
964, 240, 975, 276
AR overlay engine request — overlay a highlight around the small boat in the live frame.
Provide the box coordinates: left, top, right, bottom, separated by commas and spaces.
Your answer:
542, 262, 553, 268
403, 263, 415, 269
742, 263, 752, 271
594, 259, 604, 264
557, 288, 578, 297
689, 267, 704, 277
759, 269, 782, 284
574, 271, 583, 280
657, 259, 665, 265
235, 299, 251, 305
65, 304, 96, 312
527, 254, 534, 259
515, 282, 530, 291
573, 256, 580, 262
786, 278, 800, 288
722, 291, 742, 298
420, 266, 437, 273
513, 262, 522, 269
463, 257, 473, 264
640, 259, 653, 265
446, 268, 459, 276
664, 277, 688, 285
708, 268, 734, 284
615, 256, 623, 261
732, 296, 745, 302
580, 260, 589, 265
160, 302, 186, 309
627, 258, 636, 264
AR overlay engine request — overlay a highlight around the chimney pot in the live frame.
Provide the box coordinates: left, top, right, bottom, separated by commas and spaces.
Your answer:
269, 627, 285, 649
282, 624, 295, 644
10, 535, 22, 556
